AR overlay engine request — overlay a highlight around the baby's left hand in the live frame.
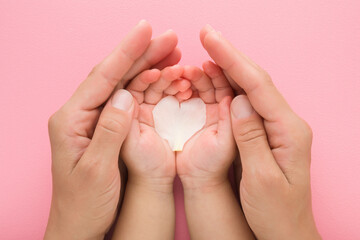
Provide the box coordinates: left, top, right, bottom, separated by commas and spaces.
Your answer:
176, 61, 235, 189
121, 65, 191, 191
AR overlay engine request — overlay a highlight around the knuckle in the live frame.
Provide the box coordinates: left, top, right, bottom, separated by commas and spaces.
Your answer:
260, 71, 274, 88
97, 117, 126, 136
249, 69, 274, 93
88, 64, 100, 77
88, 63, 120, 88
283, 115, 313, 152
254, 168, 283, 187
236, 123, 267, 145
301, 119, 313, 141
292, 117, 313, 142
77, 159, 102, 179
48, 108, 69, 132
48, 112, 58, 131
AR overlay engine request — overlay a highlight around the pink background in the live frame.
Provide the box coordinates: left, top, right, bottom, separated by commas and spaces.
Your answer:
1, 0, 360, 239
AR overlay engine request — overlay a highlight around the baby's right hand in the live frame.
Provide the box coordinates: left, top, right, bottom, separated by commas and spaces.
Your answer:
176, 62, 235, 190
121, 65, 190, 191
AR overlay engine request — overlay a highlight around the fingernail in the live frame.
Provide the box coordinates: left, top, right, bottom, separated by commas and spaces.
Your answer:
206, 24, 216, 32
231, 95, 254, 119
112, 89, 133, 111
138, 19, 147, 25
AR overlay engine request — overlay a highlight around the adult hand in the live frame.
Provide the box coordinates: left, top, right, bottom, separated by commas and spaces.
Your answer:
44, 20, 181, 240
200, 25, 321, 240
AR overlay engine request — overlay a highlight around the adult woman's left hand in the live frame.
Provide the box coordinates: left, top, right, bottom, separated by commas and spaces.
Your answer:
44, 20, 181, 240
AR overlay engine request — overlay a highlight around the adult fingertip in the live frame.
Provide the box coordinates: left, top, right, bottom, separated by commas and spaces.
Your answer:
135, 19, 152, 38
137, 19, 148, 26
203, 30, 221, 50
231, 95, 254, 119
111, 89, 134, 112
200, 24, 216, 46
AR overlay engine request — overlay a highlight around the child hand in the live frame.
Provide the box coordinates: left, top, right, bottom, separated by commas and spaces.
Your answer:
176, 62, 254, 240
121, 65, 190, 190
176, 61, 235, 189
112, 65, 191, 240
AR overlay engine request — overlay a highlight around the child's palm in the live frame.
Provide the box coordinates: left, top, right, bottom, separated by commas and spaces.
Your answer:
177, 101, 235, 181
121, 65, 187, 182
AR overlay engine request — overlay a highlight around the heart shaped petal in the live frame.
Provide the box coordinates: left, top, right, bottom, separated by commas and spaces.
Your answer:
152, 96, 206, 151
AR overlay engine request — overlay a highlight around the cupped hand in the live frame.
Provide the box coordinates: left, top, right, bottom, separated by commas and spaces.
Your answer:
121, 65, 192, 190
44, 20, 181, 240
176, 62, 235, 189
200, 25, 321, 240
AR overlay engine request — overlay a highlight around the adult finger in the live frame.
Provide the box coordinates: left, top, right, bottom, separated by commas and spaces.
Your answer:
122, 29, 179, 82
79, 89, 135, 170
68, 20, 152, 111
200, 25, 293, 122
152, 47, 182, 70
230, 95, 285, 182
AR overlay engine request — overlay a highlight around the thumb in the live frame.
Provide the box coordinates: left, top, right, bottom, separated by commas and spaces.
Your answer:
84, 89, 135, 169
230, 95, 282, 179
217, 96, 233, 141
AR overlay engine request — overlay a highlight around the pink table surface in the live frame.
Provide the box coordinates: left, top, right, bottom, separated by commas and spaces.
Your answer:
1, 1, 359, 239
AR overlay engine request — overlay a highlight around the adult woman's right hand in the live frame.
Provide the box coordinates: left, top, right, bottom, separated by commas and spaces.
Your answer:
44, 20, 181, 240
200, 25, 321, 240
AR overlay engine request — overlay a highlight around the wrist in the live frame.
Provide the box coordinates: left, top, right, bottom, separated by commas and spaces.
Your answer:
179, 173, 228, 192
293, 218, 322, 240
182, 176, 232, 197
127, 173, 174, 194
275, 213, 321, 240
44, 199, 105, 240
44, 206, 104, 240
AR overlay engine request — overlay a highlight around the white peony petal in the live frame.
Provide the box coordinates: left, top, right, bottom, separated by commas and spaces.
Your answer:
152, 96, 206, 151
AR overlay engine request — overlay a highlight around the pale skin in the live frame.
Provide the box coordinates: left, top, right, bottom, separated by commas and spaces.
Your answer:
45, 20, 321, 240
111, 63, 254, 240
177, 62, 255, 240
112, 65, 186, 240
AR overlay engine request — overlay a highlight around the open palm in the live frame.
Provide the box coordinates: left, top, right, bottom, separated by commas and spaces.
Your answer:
176, 62, 235, 185
121, 65, 192, 182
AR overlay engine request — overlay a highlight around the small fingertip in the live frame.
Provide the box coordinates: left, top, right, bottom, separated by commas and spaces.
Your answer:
164, 64, 184, 80
182, 65, 202, 81
148, 69, 161, 82
178, 79, 191, 92
202, 61, 217, 76
176, 88, 193, 101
